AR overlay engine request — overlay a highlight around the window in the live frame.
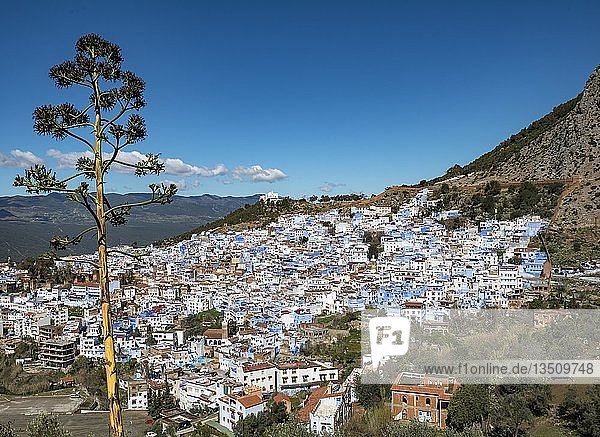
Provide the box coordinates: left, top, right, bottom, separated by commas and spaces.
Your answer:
418, 411, 432, 422
426, 398, 431, 406
402, 395, 408, 404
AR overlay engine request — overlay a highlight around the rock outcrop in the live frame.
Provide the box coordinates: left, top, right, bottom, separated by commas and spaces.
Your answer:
447, 66, 600, 228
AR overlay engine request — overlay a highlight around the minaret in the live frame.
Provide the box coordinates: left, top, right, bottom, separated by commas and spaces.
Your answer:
222, 319, 229, 340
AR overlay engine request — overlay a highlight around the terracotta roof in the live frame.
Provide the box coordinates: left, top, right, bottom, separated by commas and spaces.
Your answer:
297, 386, 329, 422
239, 329, 260, 335
203, 328, 225, 339
391, 384, 454, 401
242, 362, 275, 372
238, 393, 263, 409
272, 393, 291, 403
72, 282, 100, 287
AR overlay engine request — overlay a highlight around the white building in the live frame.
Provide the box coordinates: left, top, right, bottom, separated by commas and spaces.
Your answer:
217, 390, 265, 431
276, 361, 339, 390
260, 192, 280, 203
121, 379, 149, 410
235, 362, 278, 393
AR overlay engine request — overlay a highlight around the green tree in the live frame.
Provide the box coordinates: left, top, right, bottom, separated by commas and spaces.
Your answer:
14, 339, 38, 359
520, 385, 551, 416
268, 401, 289, 424
116, 358, 138, 377
493, 393, 533, 437
228, 319, 239, 337
355, 380, 391, 409
383, 420, 443, 437
148, 387, 177, 418
14, 34, 177, 437
448, 385, 550, 437
146, 326, 157, 346
446, 385, 493, 433
18, 256, 55, 281
233, 401, 289, 437
161, 387, 177, 410
147, 388, 158, 418
363, 404, 392, 437
191, 424, 215, 437
557, 385, 583, 429
0, 423, 16, 437
26, 414, 71, 437
484, 180, 501, 197
233, 413, 262, 437
263, 422, 318, 437
582, 385, 600, 436
182, 309, 224, 338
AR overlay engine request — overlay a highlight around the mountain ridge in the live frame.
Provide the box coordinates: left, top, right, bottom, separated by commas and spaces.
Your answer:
0, 193, 261, 260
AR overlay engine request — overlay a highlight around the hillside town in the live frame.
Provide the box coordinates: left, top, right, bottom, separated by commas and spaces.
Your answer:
0, 189, 566, 435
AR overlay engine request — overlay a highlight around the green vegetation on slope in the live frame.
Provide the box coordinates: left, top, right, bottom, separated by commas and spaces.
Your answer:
160, 198, 302, 245
537, 227, 600, 268
430, 181, 564, 227
301, 328, 361, 381
439, 93, 582, 179
0, 346, 64, 395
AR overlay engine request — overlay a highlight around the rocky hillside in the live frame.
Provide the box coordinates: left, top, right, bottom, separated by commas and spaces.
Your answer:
441, 65, 600, 229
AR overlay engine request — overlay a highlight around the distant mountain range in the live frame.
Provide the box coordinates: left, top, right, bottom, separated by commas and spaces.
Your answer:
0, 193, 261, 261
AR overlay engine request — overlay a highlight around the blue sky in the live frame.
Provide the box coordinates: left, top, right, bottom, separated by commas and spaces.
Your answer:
1, 0, 599, 197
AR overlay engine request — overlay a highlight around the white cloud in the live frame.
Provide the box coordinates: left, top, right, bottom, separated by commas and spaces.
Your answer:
232, 165, 288, 183
47, 149, 94, 169
161, 179, 189, 191
162, 158, 227, 177
0, 149, 44, 168
44, 149, 286, 184
319, 181, 346, 193
46, 149, 227, 177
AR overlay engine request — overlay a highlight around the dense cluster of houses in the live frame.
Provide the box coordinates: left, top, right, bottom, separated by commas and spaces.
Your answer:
0, 189, 556, 434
